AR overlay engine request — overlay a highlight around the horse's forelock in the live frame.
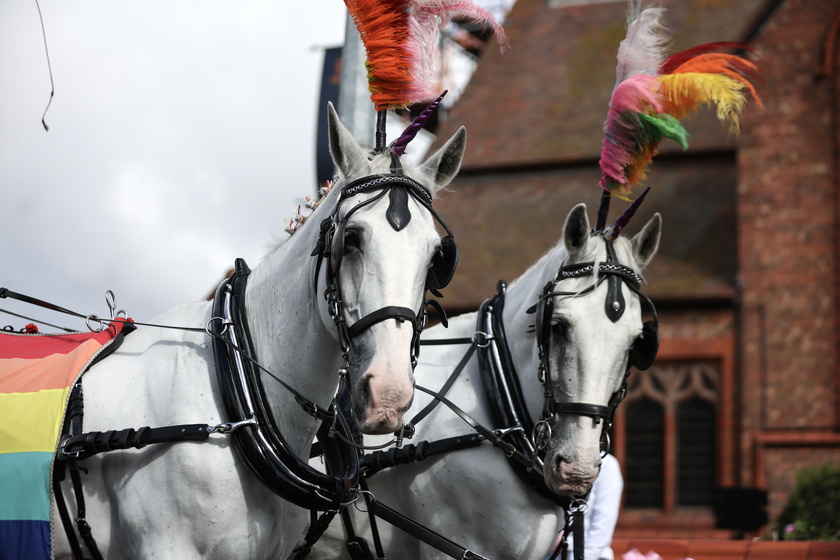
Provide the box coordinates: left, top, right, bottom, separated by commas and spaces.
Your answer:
611, 234, 645, 278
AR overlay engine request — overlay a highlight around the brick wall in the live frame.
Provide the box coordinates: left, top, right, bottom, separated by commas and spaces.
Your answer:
738, 0, 840, 520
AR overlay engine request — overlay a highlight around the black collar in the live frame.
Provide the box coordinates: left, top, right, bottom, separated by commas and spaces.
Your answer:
211, 258, 360, 510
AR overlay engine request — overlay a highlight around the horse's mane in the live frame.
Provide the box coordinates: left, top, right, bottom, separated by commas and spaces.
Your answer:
261, 176, 345, 257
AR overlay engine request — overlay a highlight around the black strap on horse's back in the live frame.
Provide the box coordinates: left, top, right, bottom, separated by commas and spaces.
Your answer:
366, 499, 490, 560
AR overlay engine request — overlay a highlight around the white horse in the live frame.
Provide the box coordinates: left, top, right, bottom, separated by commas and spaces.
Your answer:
306, 203, 661, 559
50, 104, 467, 560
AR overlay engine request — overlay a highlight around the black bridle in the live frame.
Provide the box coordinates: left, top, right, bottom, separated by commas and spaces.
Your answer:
532, 234, 659, 455
311, 159, 458, 375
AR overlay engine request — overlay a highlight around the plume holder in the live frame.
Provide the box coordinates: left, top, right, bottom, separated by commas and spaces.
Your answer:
375, 111, 387, 153
596, 190, 611, 232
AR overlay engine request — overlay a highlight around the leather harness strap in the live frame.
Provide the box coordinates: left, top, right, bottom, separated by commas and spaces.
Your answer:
367, 499, 490, 560
61, 423, 211, 461
345, 306, 419, 339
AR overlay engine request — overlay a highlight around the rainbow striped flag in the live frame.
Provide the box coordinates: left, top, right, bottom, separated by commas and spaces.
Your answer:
0, 322, 130, 560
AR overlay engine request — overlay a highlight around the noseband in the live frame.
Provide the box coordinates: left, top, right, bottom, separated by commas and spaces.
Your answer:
533, 235, 659, 454
312, 156, 458, 373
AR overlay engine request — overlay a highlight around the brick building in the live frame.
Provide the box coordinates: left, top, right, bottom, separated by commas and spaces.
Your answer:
425, 0, 840, 538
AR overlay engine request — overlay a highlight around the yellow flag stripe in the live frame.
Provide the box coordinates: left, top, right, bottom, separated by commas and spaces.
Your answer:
0, 388, 70, 453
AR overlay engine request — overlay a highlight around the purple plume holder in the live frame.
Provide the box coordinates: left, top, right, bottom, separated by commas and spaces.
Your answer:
390, 91, 448, 156
605, 187, 651, 240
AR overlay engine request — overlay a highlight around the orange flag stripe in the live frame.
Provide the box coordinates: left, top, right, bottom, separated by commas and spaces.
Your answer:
0, 339, 104, 393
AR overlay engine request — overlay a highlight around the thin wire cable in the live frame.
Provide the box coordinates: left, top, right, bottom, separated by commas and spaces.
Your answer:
35, 0, 54, 131
0, 307, 76, 333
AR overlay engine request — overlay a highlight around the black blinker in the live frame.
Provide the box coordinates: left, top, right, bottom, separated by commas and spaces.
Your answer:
629, 320, 659, 370
330, 220, 347, 273
426, 235, 458, 290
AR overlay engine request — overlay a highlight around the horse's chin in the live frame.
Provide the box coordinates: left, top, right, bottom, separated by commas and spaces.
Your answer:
352, 384, 411, 434
545, 455, 599, 496
356, 405, 407, 434
544, 476, 596, 497
359, 417, 404, 435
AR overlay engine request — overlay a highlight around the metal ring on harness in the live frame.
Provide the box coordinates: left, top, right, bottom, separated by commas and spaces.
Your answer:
205, 316, 232, 338
531, 420, 551, 450
85, 315, 105, 333
352, 490, 377, 513
473, 331, 492, 348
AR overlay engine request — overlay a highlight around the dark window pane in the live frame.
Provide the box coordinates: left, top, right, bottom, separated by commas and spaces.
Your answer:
625, 398, 664, 508
677, 397, 716, 506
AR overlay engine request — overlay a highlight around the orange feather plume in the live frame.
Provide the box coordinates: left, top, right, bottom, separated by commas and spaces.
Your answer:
344, 0, 507, 111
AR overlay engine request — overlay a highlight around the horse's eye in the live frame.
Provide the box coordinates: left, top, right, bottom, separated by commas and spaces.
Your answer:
551, 316, 570, 336
343, 230, 361, 255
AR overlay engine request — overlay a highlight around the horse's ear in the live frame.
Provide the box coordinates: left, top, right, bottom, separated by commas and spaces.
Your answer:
417, 126, 467, 195
327, 102, 371, 179
564, 203, 590, 258
631, 212, 662, 269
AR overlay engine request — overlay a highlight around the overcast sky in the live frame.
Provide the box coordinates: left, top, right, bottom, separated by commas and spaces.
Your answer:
1, 1, 350, 330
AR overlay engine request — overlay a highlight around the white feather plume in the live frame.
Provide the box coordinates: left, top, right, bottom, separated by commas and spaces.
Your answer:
613, 0, 669, 90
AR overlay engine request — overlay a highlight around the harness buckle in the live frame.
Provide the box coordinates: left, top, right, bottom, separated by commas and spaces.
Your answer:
395, 422, 415, 444
493, 425, 525, 440
58, 435, 84, 460
208, 417, 257, 434
569, 496, 589, 516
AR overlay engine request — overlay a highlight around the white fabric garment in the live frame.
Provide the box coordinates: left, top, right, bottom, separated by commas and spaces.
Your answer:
567, 453, 624, 560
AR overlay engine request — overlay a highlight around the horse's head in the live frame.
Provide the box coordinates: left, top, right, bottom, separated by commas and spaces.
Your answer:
318, 103, 466, 434
534, 203, 661, 496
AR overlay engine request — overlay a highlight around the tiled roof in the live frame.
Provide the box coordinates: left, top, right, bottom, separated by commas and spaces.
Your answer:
427, 0, 766, 311
433, 155, 739, 310
437, 0, 767, 168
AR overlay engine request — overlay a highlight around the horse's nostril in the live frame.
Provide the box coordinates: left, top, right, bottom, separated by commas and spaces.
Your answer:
352, 376, 372, 421
552, 452, 565, 472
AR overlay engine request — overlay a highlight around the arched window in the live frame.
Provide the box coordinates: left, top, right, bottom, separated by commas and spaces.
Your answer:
619, 361, 719, 513
625, 398, 664, 508
678, 397, 717, 507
